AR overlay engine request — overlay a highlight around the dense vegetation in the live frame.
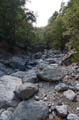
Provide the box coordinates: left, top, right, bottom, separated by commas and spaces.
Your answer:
0, 0, 79, 61
34, 0, 79, 61
0, 0, 36, 52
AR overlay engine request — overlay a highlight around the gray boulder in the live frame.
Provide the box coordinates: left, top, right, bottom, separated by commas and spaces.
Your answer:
11, 100, 49, 120
55, 83, 68, 92
0, 75, 22, 108
14, 83, 38, 100
67, 113, 79, 120
37, 65, 67, 82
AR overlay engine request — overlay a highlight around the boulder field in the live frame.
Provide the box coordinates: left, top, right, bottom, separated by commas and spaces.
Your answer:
0, 50, 78, 120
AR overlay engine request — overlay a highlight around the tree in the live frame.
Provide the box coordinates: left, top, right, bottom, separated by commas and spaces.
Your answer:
0, 0, 36, 52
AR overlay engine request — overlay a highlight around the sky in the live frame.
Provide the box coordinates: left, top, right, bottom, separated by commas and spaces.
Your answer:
27, 0, 69, 27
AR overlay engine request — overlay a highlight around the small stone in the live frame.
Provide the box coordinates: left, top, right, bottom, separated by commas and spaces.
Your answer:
34, 96, 40, 101
48, 103, 52, 108
51, 103, 55, 111
44, 97, 48, 101
67, 113, 79, 120
63, 89, 76, 101
0, 109, 5, 115
76, 107, 79, 112
75, 83, 79, 91
55, 104, 68, 117
52, 111, 56, 118
76, 94, 79, 102
7, 107, 14, 112
49, 114, 54, 120
49, 108, 52, 113
55, 83, 68, 92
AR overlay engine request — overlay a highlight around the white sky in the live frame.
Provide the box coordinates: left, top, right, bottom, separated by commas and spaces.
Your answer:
27, 0, 69, 27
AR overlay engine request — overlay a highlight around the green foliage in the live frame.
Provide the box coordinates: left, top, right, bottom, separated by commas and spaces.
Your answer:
34, 0, 79, 63
62, 0, 79, 62
1, 0, 79, 59
0, 0, 36, 52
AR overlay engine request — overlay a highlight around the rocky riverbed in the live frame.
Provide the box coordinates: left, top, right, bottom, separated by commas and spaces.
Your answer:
0, 50, 78, 120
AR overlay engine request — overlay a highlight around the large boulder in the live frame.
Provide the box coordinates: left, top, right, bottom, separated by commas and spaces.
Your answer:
14, 83, 38, 100
11, 100, 49, 120
0, 75, 22, 108
37, 65, 67, 82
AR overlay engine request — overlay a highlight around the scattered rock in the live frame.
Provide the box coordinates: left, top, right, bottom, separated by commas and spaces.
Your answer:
55, 83, 68, 92
76, 107, 79, 112
45, 58, 56, 64
44, 97, 48, 101
49, 113, 54, 120
75, 83, 79, 91
63, 89, 76, 101
33, 52, 42, 59
0, 110, 13, 120
55, 104, 68, 117
67, 113, 79, 120
14, 83, 38, 100
76, 94, 79, 102
34, 96, 40, 101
